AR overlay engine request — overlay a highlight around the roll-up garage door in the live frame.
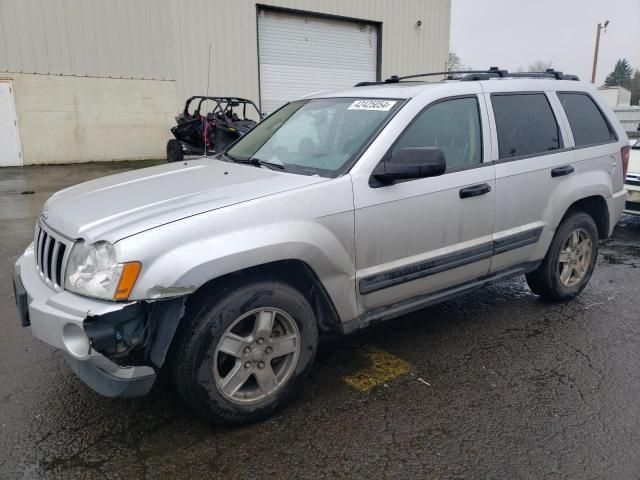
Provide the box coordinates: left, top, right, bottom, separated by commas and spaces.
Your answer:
257, 9, 379, 115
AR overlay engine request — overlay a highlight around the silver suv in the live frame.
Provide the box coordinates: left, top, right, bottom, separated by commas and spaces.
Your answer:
13, 69, 628, 425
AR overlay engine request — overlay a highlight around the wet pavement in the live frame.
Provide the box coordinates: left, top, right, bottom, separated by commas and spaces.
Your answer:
1, 161, 640, 479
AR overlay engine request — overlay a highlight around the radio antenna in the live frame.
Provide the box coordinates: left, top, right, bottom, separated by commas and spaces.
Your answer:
204, 43, 212, 157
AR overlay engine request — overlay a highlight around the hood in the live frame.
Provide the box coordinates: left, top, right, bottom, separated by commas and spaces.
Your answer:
42, 157, 328, 243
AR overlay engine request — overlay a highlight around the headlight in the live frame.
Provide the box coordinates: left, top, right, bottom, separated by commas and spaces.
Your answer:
65, 241, 141, 300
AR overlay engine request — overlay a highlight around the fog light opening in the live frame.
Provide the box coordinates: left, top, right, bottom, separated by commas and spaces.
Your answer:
62, 323, 91, 358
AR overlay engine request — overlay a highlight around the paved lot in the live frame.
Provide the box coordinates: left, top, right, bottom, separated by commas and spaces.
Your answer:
1, 161, 640, 479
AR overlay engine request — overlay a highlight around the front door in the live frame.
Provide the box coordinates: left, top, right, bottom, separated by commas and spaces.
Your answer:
0, 81, 22, 167
353, 94, 496, 313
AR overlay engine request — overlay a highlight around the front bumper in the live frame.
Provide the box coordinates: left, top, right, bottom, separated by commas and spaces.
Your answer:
14, 246, 156, 397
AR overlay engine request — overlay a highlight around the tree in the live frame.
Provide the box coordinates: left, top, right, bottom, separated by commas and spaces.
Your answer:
447, 51, 465, 71
528, 60, 552, 72
629, 70, 640, 106
604, 59, 633, 89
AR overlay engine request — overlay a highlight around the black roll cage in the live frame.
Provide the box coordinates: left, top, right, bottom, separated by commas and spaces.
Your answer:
183, 96, 261, 119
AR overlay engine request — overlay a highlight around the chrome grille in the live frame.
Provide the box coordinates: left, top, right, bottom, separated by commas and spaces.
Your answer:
34, 223, 71, 289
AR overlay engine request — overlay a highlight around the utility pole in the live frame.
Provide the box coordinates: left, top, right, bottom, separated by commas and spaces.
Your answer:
591, 20, 609, 84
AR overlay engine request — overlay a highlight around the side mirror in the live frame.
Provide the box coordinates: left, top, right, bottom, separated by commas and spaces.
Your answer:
372, 147, 446, 184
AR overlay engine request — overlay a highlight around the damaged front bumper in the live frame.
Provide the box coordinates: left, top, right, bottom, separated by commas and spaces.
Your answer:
14, 246, 185, 398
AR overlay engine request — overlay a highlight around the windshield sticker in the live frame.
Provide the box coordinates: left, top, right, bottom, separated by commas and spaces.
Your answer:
348, 99, 397, 111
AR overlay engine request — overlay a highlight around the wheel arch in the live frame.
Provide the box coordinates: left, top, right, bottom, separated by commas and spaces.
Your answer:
185, 259, 343, 334
561, 195, 609, 239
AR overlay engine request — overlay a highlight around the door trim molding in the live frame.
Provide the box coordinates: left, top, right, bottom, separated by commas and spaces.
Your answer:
343, 260, 542, 334
358, 226, 543, 294
359, 242, 493, 295
492, 226, 543, 255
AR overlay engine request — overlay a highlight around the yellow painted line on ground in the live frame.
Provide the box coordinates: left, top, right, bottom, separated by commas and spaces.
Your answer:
343, 346, 412, 392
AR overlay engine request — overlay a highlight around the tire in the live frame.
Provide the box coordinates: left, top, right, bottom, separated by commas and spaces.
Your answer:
171, 279, 318, 426
526, 212, 599, 301
166, 139, 184, 163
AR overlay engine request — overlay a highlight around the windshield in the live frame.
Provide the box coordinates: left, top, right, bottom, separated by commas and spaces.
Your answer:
226, 97, 403, 177
633, 139, 640, 149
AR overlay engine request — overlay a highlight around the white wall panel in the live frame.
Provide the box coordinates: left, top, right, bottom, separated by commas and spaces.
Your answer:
9, 73, 177, 165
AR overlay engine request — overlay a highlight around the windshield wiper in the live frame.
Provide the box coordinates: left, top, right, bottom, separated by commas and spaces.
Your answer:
252, 157, 285, 170
218, 151, 239, 162
237, 157, 285, 171
220, 151, 285, 171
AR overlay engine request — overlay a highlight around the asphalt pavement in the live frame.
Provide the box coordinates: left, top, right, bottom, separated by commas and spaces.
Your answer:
1, 161, 640, 479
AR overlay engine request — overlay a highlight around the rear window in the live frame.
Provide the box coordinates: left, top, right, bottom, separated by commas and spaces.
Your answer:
558, 93, 616, 147
491, 93, 563, 160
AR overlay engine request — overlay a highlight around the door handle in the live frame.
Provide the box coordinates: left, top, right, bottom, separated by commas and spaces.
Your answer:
551, 165, 575, 177
459, 183, 491, 199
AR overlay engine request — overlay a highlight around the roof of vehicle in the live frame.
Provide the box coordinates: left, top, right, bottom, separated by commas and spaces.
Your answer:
307, 83, 428, 99
304, 68, 593, 101
306, 78, 593, 100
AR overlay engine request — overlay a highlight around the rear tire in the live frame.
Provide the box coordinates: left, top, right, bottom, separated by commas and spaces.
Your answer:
167, 139, 184, 163
172, 279, 318, 426
526, 212, 599, 301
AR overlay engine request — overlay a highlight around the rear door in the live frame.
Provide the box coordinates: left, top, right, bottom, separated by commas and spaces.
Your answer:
556, 90, 621, 194
484, 86, 575, 273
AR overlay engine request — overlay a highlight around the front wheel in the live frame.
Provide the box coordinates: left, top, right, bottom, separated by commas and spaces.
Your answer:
526, 212, 599, 301
172, 280, 318, 425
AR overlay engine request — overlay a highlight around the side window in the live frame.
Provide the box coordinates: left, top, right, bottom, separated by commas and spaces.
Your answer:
393, 97, 483, 171
491, 93, 563, 160
558, 92, 616, 146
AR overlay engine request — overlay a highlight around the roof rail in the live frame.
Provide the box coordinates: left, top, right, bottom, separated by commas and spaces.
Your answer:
354, 67, 579, 86
459, 68, 580, 82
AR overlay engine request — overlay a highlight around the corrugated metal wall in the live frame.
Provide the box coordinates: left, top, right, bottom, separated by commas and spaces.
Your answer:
0, 0, 176, 79
0, 0, 450, 107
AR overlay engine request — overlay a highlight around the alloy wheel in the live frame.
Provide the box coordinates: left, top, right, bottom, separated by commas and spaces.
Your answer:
557, 228, 593, 287
213, 307, 300, 405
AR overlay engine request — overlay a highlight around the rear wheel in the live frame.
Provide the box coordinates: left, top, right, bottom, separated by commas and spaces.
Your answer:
172, 280, 318, 425
166, 139, 184, 163
526, 212, 599, 301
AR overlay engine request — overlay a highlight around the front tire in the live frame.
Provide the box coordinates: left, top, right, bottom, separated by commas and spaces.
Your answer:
526, 212, 599, 301
172, 280, 318, 426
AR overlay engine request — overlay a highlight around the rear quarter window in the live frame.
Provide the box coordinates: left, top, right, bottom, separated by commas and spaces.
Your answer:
558, 92, 616, 147
491, 93, 563, 160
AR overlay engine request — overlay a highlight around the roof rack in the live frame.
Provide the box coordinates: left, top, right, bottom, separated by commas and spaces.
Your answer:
354, 67, 579, 86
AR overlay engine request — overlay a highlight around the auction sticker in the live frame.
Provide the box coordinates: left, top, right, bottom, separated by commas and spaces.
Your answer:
348, 99, 397, 111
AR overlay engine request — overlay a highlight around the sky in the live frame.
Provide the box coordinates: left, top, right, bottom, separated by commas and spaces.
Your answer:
450, 0, 640, 85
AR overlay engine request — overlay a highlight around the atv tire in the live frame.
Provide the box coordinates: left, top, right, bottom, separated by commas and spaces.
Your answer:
167, 139, 184, 163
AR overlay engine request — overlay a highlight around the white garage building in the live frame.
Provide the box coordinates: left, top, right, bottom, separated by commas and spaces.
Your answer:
0, 0, 451, 166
